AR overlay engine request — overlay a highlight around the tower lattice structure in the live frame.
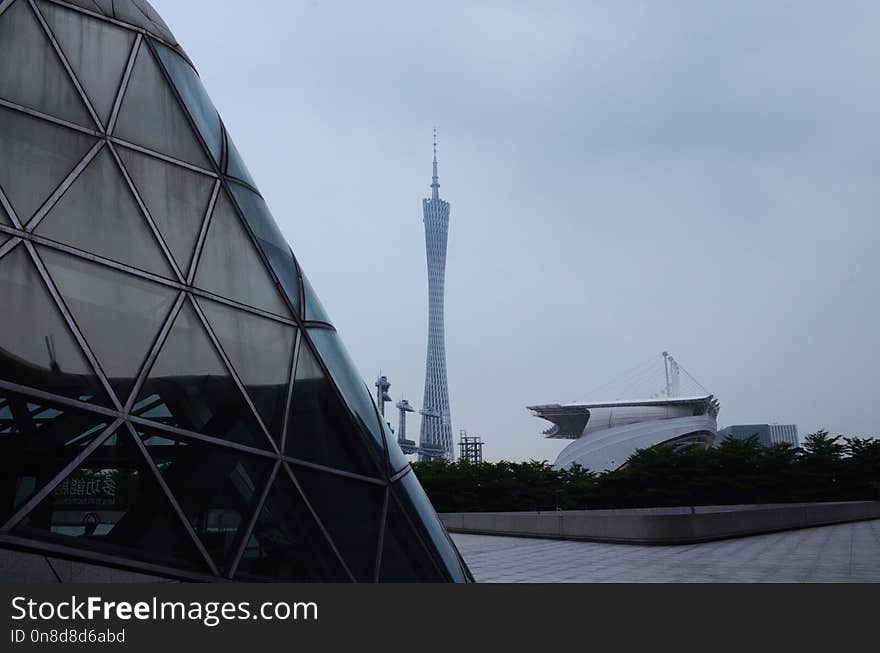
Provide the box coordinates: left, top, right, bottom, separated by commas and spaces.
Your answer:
418, 133, 453, 460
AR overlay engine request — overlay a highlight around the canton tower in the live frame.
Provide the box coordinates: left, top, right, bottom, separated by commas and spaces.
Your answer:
418, 132, 454, 461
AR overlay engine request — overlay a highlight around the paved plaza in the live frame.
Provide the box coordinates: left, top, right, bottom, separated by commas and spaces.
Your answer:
452, 519, 880, 582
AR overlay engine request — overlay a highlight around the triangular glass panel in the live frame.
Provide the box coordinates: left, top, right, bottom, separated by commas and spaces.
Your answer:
227, 183, 301, 310
39, 247, 178, 405
113, 41, 210, 168
0, 388, 111, 526
225, 132, 257, 188
285, 341, 384, 476
234, 467, 349, 581
35, 146, 175, 278
0, 205, 10, 248
13, 426, 208, 572
379, 490, 444, 582
306, 329, 389, 467
116, 145, 214, 274
0, 0, 93, 127
194, 190, 290, 317
197, 297, 295, 443
153, 42, 222, 165
395, 471, 467, 582
0, 245, 110, 406
36, 0, 135, 127
0, 106, 97, 223
136, 427, 274, 575
289, 464, 384, 581
302, 271, 332, 324
133, 300, 272, 450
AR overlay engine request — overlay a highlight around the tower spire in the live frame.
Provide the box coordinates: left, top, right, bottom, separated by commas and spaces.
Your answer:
431, 128, 440, 200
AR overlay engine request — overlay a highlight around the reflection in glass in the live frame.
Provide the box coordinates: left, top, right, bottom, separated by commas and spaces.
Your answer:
0, 106, 97, 223
116, 145, 214, 274
395, 471, 467, 582
138, 428, 273, 573
379, 491, 444, 582
154, 42, 223, 164
301, 271, 332, 324
39, 247, 178, 405
235, 467, 349, 581
134, 301, 272, 450
0, 0, 92, 127
228, 183, 287, 250
0, 389, 109, 526
14, 427, 206, 571
256, 238, 300, 318
307, 329, 387, 467
290, 464, 383, 581
0, 246, 110, 405
227, 184, 302, 313
197, 297, 295, 442
382, 414, 412, 474
35, 147, 175, 278
194, 190, 290, 317
37, 0, 135, 126
225, 133, 257, 188
285, 342, 383, 476
113, 42, 209, 168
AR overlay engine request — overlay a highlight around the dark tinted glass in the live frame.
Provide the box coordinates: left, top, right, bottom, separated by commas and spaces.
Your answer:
133, 301, 272, 450
40, 247, 178, 405
0, 208, 9, 247
0, 389, 110, 525
234, 467, 349, 581
114, 42, 209, 168
382, 415, 412, 473
0, 245, 110, 405
395, 470, 467, 582
0, 106, 96, 223
137, 428, 273, 574
306, 329, 387, 466
37, 0, 135, 127
154, 42, 223, 165
228, 184, 301, 314
379, 490, 443, 582
289, 464, 384, 581
35, 146, 175, 278
225, 133, 256, 188
228, 183, 287, 250
14, 427, 206, 571
285, 342, 383, 476
194, 190, 290, 317
116, 145, 214, 275
197, 297, 295, 443
301, 271, 332, 324
257, 239, 300, 317
0, 0, 93, 127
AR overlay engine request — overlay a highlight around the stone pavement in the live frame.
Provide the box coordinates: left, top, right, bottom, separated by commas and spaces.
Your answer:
451, 519, 880, 582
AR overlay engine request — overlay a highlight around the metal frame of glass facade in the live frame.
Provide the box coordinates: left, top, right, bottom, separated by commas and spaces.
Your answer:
0, 0, 471, 582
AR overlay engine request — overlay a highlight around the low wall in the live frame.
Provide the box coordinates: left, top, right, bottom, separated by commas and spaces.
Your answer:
440, 501, 880, 544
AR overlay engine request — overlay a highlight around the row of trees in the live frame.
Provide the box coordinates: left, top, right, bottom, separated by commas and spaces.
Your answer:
412, 431, 880, 512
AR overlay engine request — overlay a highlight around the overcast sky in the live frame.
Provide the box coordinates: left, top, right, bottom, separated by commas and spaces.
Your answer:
153, 0, 879, 462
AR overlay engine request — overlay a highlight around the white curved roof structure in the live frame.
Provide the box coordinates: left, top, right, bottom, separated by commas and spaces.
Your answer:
529, 396, 719, 472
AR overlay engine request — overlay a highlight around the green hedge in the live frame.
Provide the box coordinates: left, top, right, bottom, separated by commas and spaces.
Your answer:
412, 431, 880, 512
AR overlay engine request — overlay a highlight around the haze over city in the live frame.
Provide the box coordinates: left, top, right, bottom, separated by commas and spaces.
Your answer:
153, 0, 880, 462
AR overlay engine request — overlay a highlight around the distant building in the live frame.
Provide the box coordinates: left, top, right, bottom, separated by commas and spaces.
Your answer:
529, 353, 720, 472
531, 396, 719, 472
716, 424, 799, 448
419, 133, 454, 461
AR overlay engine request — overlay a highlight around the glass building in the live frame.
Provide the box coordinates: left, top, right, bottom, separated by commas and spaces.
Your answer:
0, 0, 470, 582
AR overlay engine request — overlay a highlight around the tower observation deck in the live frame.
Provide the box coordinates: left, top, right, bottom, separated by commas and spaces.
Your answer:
419, 132, 454, 460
